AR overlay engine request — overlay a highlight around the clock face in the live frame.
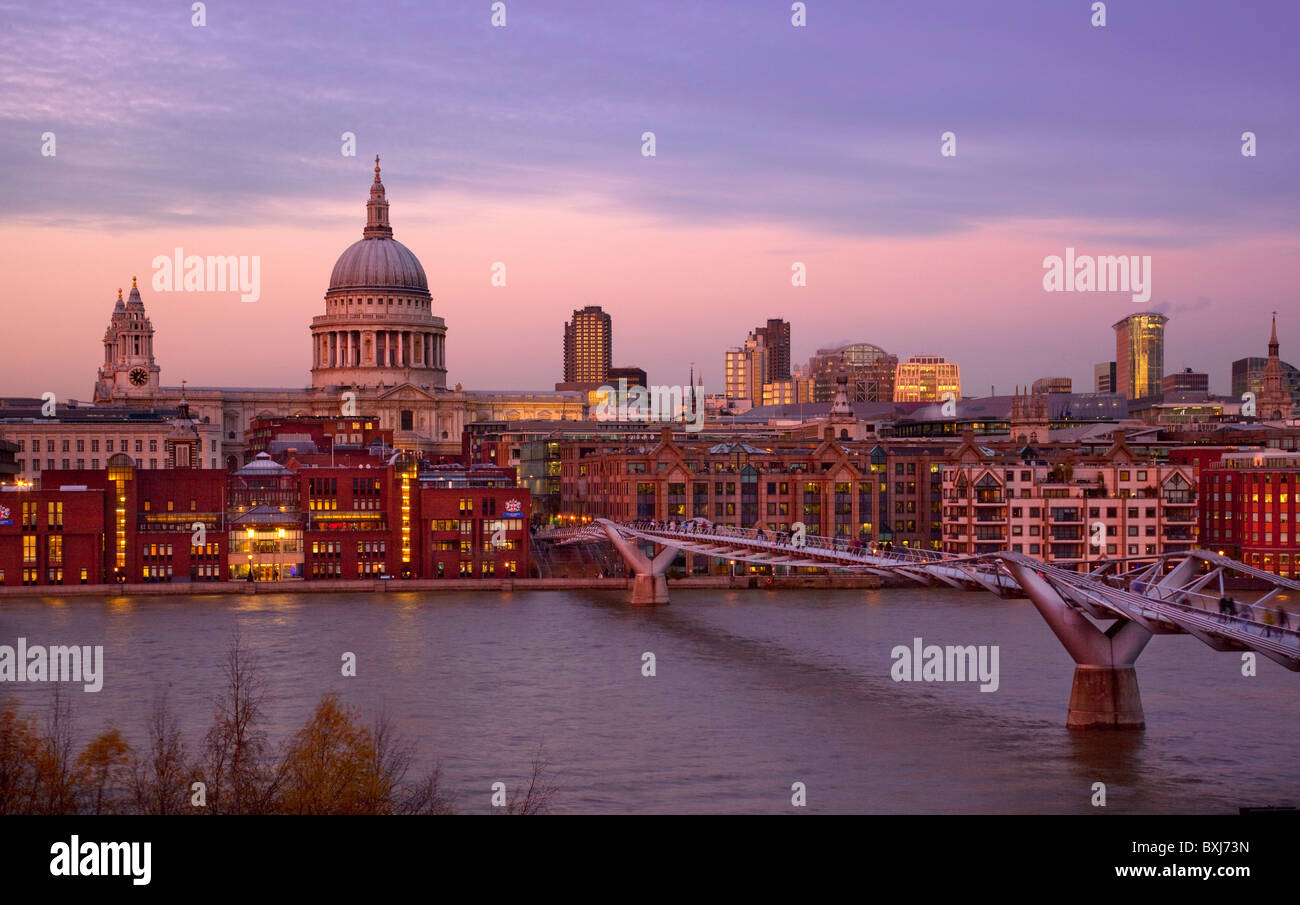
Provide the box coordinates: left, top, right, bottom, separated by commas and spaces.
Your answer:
129, 367, 149, 387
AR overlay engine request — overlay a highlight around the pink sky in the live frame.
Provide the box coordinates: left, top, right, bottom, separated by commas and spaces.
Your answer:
3, 187, 1297, 403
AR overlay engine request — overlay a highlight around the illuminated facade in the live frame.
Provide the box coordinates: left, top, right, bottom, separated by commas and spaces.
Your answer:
1113, 312, 1167, 401
562, 306, 612, 385
893, 355, 961, 403
809, 343, 897, 403
1200, 450, 1300, 577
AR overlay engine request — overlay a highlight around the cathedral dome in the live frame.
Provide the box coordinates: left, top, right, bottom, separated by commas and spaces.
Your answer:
329, 237, 428, 291
327, 156, 429, 294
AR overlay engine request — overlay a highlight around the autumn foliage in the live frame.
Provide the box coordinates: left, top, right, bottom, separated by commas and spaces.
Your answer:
0, 633, 552, 815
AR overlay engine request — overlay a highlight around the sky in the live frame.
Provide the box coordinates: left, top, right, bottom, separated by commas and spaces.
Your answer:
1, 0, 1297, 402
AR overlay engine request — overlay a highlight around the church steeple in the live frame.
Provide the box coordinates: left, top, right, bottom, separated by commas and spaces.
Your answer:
1258, 311, 1292, 421
363, 155, 393, 239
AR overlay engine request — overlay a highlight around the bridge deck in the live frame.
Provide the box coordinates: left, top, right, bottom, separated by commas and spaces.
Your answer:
536, 519, 1300, 670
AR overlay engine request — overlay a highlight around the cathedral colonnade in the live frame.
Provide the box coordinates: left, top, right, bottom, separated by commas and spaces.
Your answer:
316, 330, 444, 369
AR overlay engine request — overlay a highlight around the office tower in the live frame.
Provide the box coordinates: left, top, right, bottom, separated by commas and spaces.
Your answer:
754, 318, 792, 381
1094, 361, 1117, 393
1161, 368, 1209, 395
1113, 313, 1167, 400
892, 355, 961, 403
808, 343, 898, 402
562, 306, 612, 384
1031, 377, 1072, 395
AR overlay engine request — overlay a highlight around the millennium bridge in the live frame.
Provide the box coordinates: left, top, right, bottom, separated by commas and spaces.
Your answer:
535, 518, 1300, 730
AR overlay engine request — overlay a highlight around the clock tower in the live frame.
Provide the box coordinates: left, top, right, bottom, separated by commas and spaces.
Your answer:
94, 277, 161, 401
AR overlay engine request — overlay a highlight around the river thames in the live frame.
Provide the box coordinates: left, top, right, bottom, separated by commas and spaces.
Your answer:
2, 586, 1296, 814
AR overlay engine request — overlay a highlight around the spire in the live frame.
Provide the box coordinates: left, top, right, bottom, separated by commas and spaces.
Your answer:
1270, 311, 1280, 356
132, 275, 138, 289
117, 287, 123, 301
364, 155, 393, 238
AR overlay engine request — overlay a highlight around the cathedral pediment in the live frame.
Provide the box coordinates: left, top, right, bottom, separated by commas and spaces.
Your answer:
376, 382, 439, 403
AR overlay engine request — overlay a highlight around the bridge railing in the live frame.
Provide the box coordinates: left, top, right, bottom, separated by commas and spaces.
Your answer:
622, 520, 961, 567
1029, 557, 1300, 645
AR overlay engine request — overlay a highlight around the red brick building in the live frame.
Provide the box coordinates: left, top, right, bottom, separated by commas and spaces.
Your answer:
1200, 449, 1300, 577
0, 455, 529, 586
0, 482, 106, 585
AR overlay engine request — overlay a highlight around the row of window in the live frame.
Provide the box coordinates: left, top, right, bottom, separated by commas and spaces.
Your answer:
15, 438, 219, 453
21, 458, 218, 471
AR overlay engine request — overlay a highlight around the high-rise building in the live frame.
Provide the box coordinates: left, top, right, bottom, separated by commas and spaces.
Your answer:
893, 355, 961, 403
754, 319, 792, 381
1113, 312, 1167, 401
808, 343, 898, 402
1031, 377, 1072, 395
1232, 356, 1300, 406
562, 306, 612, 385
1257, 313, 1294, 420
723, 325, 781, 406
1094, 361, 1117, 394
607, 366, 647, 388
1161, 368, 1208, 395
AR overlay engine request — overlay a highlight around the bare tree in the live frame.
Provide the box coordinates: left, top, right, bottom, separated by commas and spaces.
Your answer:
502, 743, 560, 815
398, 764, 455, 815
0, 699, 40, 814
200, 629, 277, 813
35, 686, 78, 814
130, 690, 191, 815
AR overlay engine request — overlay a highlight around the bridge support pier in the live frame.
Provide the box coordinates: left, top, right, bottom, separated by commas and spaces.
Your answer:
1066, 665, 1145, 730
600, 523, 676, 605
1007, 561, 1151, 730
